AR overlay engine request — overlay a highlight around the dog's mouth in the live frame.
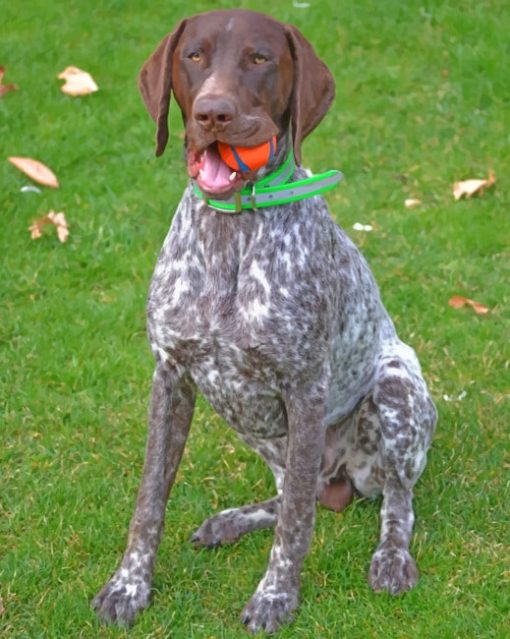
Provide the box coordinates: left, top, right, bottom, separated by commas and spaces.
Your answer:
187, 143, 248, 199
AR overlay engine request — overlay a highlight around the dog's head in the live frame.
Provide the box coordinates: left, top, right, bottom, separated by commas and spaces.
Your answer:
139, 9, 335, 198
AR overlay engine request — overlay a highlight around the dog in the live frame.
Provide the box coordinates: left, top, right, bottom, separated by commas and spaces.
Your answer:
92, 9, 437, 634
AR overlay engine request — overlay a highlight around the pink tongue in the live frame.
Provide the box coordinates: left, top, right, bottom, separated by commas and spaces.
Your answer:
199, 147, 234, 193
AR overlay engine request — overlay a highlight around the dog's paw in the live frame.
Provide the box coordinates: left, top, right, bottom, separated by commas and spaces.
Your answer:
368, 546, 418, 594
241, 590, 298, 635
191, 513, 241, 547
92, 572, 151, 627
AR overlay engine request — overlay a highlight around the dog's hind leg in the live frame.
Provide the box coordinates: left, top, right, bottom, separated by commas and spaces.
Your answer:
191, 434, 286, 546
368, 347, 437, 594
191, 496, 280, 546
92, 364, 196, 627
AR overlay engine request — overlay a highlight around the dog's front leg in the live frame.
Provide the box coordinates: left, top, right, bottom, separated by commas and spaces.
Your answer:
93, 363, 196, 627
241, 382, 326, 634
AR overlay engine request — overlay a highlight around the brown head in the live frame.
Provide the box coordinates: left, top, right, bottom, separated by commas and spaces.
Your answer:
139, 9, 335, 198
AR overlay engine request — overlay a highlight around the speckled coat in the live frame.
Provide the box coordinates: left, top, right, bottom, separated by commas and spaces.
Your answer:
93, 9, 437, 635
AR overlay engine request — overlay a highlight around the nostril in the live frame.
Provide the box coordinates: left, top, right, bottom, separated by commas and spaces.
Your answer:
193, 96, 236, 129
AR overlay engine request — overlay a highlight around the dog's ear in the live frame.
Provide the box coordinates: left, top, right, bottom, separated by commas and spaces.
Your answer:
284, 24, 335, 165
138, 20, 187, 157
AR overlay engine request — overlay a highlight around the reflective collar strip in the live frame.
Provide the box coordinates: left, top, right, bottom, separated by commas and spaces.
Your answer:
192, 153, 343, 213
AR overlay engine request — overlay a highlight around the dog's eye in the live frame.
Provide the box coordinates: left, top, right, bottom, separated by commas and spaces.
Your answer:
252, 53, 269, 65
189, 51, 202, 63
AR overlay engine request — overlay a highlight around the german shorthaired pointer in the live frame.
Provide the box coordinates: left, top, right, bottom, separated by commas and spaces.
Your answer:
93, 9, 437, 634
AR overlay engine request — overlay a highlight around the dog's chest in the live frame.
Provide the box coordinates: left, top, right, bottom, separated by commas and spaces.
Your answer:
147, 201, 317, 434
147, 194, 384, 434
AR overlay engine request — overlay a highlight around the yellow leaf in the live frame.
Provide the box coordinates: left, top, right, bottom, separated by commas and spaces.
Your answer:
8, 156, 59, 188
29, 210, 69, 243
405, 198, 422, 208
57, 66, 98, 96
448, 295, 489, 315
453, 171, 495, 200
0, 65, 18, 97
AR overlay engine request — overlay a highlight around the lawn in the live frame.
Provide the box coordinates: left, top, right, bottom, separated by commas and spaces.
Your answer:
1, 0, 509, 637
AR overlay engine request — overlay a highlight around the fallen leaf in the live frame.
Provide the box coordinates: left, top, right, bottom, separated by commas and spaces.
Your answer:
405, 198, 422, 208
448, 295, 489, 315
443, 390, 467, 402
29, 211, 69, 243
20, 185, 42, 194
352, 222, 373, 232
453, 171, 495, 200
57, 66, 98, 96
8, 157, 59, 188
0, 65, 18, 97
0, 594, 4, 616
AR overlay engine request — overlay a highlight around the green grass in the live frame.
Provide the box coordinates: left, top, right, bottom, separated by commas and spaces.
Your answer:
1, 0, 509, 637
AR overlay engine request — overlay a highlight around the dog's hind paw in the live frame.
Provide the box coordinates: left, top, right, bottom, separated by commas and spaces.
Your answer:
92, 572, 151, 627
191, 513, 242, 547
368, 546, 418, 595
241, 590, 298, 635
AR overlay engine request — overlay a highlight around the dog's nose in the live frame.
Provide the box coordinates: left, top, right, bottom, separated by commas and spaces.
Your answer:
193, 96, 236, 132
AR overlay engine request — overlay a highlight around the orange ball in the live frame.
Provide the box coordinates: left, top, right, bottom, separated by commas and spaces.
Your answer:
218, 136, 277, 173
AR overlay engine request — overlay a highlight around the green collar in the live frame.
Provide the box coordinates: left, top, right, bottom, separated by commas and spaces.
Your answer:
192, 151, 343, 214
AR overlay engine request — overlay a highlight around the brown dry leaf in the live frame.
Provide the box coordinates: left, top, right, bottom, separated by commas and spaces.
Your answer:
448, 295, 489, 315
0, 65, 18, 97
57, 66, 98, 96
8, 157, 59, 188
405, 198, 422, 208
29, 210, 69, 243
453, 171, 496, 200
0, 594, 4, 616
